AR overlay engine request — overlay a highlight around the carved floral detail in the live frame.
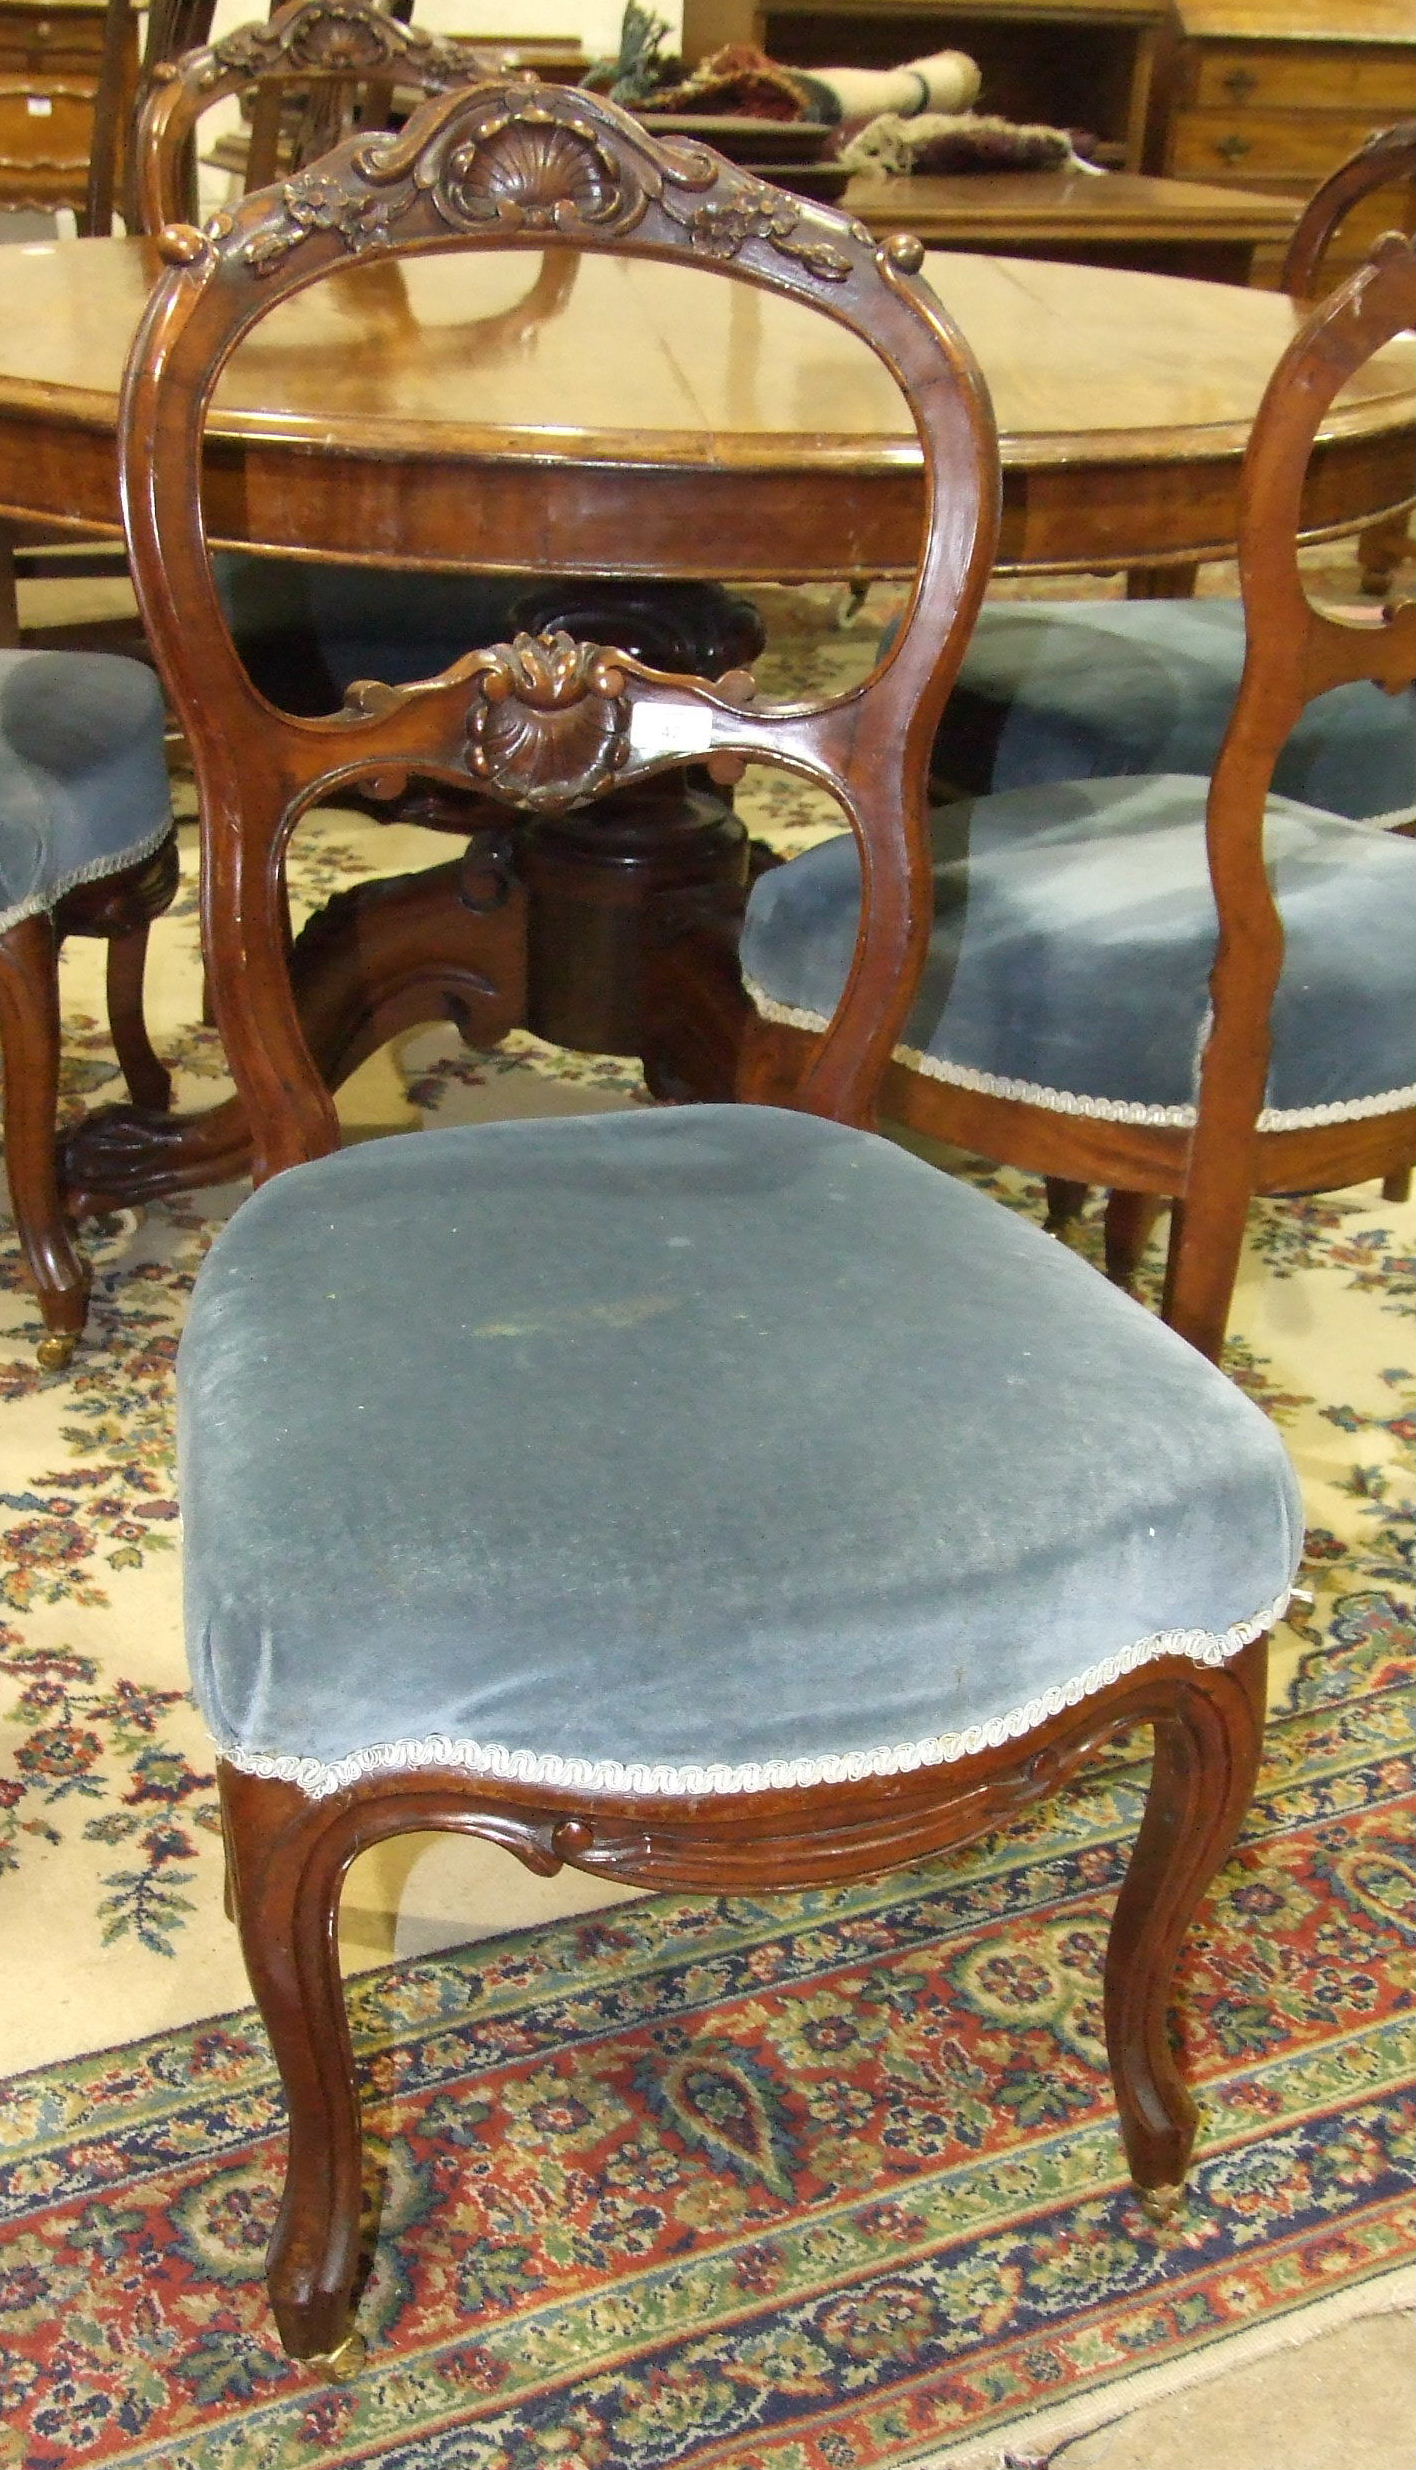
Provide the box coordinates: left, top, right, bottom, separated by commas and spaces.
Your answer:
236, 87, 862, 282
661, 171, 855, 282
244, 168, 412, 269
465, 633, 631, 813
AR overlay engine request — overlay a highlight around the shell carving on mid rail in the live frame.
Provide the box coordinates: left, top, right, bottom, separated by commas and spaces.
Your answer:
237, 86, 865, 277
466, 632, 632, 813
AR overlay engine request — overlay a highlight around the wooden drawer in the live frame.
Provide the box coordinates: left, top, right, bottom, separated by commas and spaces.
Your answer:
1168, 109, 1401, 183
0, 74, 92, 200
1185, 42, 1413, 116
0, 23, 107, 76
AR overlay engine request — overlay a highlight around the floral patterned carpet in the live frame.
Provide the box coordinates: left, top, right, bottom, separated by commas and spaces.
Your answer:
0, 587, 1411, 2466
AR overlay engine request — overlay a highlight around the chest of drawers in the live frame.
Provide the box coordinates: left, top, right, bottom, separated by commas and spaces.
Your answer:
0, 0, 135, 213
1154, 1, 1414, 285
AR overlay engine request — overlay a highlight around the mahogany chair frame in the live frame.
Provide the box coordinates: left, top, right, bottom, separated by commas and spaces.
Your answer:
132, 0, 505, 234
1282, 121, 1416, 302
710, 238, 1416, 1367
1283, 121, 1416, 608
122, 83, 1269, 2375
1, 831, 179, 1367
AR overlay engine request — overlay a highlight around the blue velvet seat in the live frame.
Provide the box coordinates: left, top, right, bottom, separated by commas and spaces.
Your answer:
930, 599, 1415, 817
181, 1106, 1299, 1798
0, 649, 171, 926
216, 557, 530, 714
0, 648, 175, 1367
740, 775, 1416, 1132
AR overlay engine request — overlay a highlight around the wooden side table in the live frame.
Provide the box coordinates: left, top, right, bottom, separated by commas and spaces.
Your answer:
0, 0, 134, 214
1152, 1, 1414, 286
843, 167, 1299, 280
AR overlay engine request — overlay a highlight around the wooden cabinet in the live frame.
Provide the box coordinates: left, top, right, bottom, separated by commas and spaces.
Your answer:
683, 1, 1169, 171
1153, 2, 1414, 285
0, 0, 135, 213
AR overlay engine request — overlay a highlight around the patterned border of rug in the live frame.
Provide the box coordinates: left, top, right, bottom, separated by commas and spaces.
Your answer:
2, 1608, 1411, 2469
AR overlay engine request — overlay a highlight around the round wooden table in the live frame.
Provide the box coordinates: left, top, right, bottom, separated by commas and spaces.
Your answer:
10, 235, 1409, 1208
0, 236, 1412, 587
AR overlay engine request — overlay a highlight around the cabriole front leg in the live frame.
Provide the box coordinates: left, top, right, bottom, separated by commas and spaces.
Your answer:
1104, 1636, 1266, 2211
219, 1764, 367, 2373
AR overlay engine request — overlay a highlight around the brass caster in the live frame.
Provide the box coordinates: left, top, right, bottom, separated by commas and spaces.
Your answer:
307, 2331, 367, 2384
1137, 2180, 1186, 2224
36, 1331, 77, 1372
1043, 1212, 1085, 1249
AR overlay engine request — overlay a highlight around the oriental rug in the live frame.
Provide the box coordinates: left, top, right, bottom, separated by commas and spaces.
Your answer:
1, 1611, 1411, 2469
0, 580, 1411, 2468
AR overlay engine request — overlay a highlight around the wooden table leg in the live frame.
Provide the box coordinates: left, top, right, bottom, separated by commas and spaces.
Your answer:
524, 772, 749, 1056
1358, 509, 1411, 598
1125, 561, 1199, 600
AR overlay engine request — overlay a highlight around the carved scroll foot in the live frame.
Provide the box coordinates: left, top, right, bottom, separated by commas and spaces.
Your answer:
309, 2331, 368, 2384
63, 856, 528, 1214
1136, 2180, 1186, 2224
62, 1095, 253, 1220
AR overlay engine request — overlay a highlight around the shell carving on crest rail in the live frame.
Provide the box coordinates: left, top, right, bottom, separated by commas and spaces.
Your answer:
236, 87, 864, 277
465, 632, 632, 814
206, 1, 491, 92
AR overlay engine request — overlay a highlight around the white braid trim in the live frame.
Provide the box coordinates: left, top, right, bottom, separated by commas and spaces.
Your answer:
216, 1588, 1291, 1804
744, 980, 1416, 1133
0, 816, 173, 938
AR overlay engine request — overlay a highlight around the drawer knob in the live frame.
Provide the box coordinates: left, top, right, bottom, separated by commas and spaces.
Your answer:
1221, 67, 1258, 100
1215, 133, 1252, 163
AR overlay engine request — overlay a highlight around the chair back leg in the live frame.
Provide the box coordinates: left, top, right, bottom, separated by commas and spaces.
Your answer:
1160, 1190, 1249, 1365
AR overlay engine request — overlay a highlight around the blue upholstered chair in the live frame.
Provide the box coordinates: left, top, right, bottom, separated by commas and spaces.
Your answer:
0, 650, 176, 1366
924, 125, 1416, 812
926, 593, 1414, 817
733, 239, 1416, 1362
123, 87, 1301, 2377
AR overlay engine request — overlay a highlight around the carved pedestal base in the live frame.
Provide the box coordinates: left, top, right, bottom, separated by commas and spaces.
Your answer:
525, 773, 747, 1056
63, 854, 527, 1215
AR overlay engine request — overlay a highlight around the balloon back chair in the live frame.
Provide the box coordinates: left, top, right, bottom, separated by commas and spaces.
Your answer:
132, 0, 503, 234
120, 83, 1300, 2377
664, 235, 1416, 1360
1283, 120, 1416, 303
913, 126, 1416, 824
